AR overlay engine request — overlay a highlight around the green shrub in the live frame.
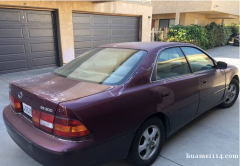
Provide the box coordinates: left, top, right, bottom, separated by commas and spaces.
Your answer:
227, 23, 239, 41
167, 24, 208, 49
205, 22, 232, 49
167, 22, 233, 50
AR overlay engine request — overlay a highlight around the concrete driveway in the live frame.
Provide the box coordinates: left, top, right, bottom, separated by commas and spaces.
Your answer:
0, 45, 239, 166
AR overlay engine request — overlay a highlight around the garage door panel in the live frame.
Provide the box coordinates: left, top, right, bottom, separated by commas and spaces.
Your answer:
28, 28, 54, 38
0, 45, 26, 55
94, 40, 111, 47
26, 13, 53, 23
111, 39, 128, 43
73, 13, 139, 55
74, 41, 91, 49
93, 16, 109, 24
74, 29, 91, 36
93, 29, 109, 36
111, 18, 125, 25
32, 56, 57, 67
111, 38, 139, 43
0, 9, 21, 22
74, 36, 113, 42
30, 42, 55, 53
0, 29, 23, 38
0, 38, 55, 45
0, 59, 27, 73
126, 18, 139, 25
73, 15, 91, 24
126, 29, 138, 35
111, 29, 125, 35
0, 9, 58, 73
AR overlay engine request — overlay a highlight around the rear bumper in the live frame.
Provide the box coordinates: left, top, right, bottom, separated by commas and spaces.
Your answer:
3, 106, 134, 166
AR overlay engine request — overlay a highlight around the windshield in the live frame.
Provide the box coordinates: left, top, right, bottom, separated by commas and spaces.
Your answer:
54, 48, 147, 85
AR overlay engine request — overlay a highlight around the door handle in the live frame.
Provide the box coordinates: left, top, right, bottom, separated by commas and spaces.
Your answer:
162, 92, 170, 98
201, 79, 208, 84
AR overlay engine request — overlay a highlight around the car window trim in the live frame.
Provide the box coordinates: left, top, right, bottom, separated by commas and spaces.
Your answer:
157, 73, 195, 82
192, 68, 216, 75
180, 46, 218, 73
151, 46, 193, 82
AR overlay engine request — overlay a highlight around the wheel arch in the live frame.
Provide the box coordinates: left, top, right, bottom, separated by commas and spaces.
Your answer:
136, 112, 171, 138
232, 75, 239, 83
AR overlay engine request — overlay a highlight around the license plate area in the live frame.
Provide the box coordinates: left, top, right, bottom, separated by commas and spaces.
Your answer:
22, 103, 32, 117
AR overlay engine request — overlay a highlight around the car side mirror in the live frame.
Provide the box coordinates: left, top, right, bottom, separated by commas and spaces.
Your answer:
217, 61, 227, 69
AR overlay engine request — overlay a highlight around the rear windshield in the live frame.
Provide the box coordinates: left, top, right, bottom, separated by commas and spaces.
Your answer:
54, 48, 147, 85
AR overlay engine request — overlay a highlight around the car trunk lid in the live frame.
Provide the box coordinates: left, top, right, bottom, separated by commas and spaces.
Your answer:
10, 73, 111, 115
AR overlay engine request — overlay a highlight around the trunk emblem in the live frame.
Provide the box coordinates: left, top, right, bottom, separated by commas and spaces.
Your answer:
18, 92, 23, 99
40, 106, 53, 113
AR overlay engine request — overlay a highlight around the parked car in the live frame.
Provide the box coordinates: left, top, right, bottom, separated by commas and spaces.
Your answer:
3, 42, 239, 166
233, 33, 239, 46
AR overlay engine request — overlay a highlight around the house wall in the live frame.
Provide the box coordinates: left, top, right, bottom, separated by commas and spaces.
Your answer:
152, 0, 239, 16
153, 12, 239, 29
152, 0, 239, 28
211, 0, 239, 16
0, 1, 152, 63
152, 1, 212, 14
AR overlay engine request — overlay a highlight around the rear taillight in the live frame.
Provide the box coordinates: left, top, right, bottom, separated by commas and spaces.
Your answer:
32, 110, 54, 133
40, 112, 54, 133
32, 109, 90, 138
9, 94, 22, 112
53, 117, 91, 138
32, 109, 41, 127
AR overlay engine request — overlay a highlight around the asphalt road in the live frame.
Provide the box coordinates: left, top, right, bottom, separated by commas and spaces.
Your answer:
0, 44, 239, 166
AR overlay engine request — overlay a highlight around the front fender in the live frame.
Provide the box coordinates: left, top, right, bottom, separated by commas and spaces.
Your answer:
225, 65, 239, 87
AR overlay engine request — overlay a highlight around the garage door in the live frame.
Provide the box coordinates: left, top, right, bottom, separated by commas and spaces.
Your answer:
73, 13, 140, 57
0, 9, 59, 74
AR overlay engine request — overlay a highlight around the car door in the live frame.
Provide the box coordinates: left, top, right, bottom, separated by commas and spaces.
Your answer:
181, 47, 225, 115
152, 47, 199, 133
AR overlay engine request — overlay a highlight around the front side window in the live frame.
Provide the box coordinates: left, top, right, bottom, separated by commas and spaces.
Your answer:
156, 47, 191, 80
54, 48, 147, 85
181, 47, 215, 72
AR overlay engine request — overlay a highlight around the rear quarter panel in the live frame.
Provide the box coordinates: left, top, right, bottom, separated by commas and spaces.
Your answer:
59, 84, 158, 144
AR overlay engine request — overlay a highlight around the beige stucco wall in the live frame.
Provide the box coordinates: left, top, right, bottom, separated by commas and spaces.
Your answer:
152, 0, 239, 16
152, 1, 212, 14
211, 0, 239, 16
153, 12, 238, 28
152, 13, 175, 20
152, 0, 239, 28
0, 1, 152, 64
224, 18, 240, 25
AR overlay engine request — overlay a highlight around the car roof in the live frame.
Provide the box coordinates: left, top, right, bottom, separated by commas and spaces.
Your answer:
99, 42, 195, 52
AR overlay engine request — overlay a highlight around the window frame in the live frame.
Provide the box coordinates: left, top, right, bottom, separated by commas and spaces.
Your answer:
151, 46, 193, 82
180, 46, 218, 74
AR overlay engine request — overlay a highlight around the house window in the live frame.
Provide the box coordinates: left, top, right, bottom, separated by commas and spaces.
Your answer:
159, 19, 175, 29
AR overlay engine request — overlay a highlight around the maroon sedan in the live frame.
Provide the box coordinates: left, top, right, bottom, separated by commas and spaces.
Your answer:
3, 42, 239, 166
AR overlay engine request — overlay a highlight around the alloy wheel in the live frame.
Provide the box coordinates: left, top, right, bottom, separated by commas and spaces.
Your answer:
138, 125, 160, 160
225, 83, 237, 104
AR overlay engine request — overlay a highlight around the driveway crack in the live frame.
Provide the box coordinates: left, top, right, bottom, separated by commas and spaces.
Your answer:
159, 155, 183, 166
0, 77, 8, 83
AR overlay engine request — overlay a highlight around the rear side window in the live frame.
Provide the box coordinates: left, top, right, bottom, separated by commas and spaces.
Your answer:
156, 47, 191, 80
181, 47, 215, 72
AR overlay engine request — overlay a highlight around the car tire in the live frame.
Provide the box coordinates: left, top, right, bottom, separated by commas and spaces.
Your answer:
126, 117, 165, 166
220, 79, 239, 108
